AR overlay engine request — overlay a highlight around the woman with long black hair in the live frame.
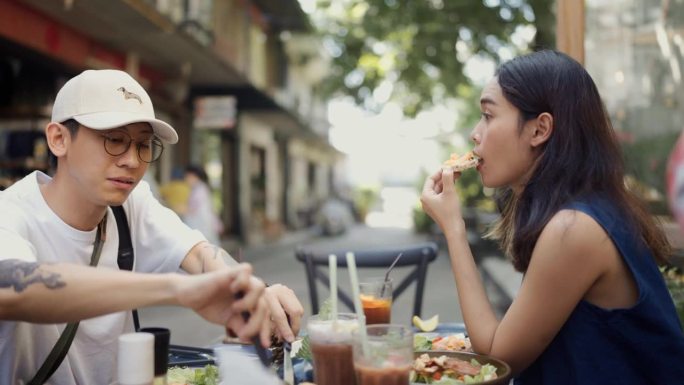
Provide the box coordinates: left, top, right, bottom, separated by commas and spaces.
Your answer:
421, 50, 684, 384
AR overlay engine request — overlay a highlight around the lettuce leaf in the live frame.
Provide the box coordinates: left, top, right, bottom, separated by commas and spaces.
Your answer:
414, 335, 433, 351
167, 365, 219, 385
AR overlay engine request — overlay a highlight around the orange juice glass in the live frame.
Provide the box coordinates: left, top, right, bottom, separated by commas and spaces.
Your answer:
359, 279, 392, 325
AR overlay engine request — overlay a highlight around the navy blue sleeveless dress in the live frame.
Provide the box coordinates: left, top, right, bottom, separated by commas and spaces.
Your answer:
514, 195, 684, 385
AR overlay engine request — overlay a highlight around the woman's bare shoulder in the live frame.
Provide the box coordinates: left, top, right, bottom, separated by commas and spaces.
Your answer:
531, 208, 614, 282
542, 209, 611, 252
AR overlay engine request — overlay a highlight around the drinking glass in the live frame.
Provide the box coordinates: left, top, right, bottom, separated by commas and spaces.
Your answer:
307, 312, 359, 385
353, 324, 414, 385
359, 278, 392, 324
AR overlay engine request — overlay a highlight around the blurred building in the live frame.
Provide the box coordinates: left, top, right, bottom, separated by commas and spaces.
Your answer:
0, 0, 342, 243
584, 0, 684, 140
558, 0, 684, 206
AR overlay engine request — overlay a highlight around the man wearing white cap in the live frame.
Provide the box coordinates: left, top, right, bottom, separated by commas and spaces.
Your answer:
0, 69, 303, 384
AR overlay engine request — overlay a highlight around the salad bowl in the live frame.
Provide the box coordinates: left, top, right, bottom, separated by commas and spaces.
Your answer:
410, 351, 511, 385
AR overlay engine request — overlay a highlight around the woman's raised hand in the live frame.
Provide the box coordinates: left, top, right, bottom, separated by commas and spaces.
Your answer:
420, 168, 466, 234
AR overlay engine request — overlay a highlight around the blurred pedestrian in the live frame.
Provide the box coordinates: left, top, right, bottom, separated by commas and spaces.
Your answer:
142, 167, 162, 200
184, 164, 223, 245
160, 167, 191, 215
421, 50, 684, 384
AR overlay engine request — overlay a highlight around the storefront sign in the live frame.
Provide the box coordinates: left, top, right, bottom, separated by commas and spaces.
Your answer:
193, 96, 237, 129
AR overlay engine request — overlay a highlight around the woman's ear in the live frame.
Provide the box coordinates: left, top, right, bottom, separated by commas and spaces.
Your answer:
45, 122, 69, 158
530, 112, 553, 148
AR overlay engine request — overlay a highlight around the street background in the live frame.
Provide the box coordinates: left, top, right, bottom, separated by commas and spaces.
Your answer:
141, 186, 478, 347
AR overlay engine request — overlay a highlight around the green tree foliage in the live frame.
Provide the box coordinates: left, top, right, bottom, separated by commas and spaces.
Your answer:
311, 0, 554, 117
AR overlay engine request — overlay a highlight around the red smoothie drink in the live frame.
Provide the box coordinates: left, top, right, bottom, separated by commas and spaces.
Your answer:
355, 364, 411, 385
311, 342, 355, 385
353, 325, 413, 385
308, 313, 359, 385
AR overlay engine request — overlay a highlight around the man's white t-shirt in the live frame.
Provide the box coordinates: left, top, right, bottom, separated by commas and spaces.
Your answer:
0, 171, 206, 385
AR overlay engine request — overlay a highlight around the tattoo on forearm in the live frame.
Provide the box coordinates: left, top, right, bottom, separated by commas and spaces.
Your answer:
206, 244, 233, 261
0, 260, 66, 292
200, 244, 223, 260
199, 244, 237, 273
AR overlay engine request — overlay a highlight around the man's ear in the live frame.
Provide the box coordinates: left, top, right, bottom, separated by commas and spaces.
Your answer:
530, 112, 553, 148
45, 122, 69, 158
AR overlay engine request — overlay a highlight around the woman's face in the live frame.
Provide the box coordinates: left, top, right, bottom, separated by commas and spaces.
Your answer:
470, 77, 539, 192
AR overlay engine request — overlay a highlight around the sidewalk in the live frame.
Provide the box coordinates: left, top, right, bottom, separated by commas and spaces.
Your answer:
243, 224, 455, 327
220, 226, 323, 261
139, 223, 521, 347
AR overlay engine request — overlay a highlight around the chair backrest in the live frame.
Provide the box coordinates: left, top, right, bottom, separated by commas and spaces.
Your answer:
295, 242, 438, 318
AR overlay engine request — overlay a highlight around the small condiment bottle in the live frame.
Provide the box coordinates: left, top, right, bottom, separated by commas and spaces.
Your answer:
117, 332, 155, 385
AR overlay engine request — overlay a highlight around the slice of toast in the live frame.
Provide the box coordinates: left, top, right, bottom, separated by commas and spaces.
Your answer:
443, 151, 480, 172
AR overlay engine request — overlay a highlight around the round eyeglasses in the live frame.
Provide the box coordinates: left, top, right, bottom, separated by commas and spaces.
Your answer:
100, 130, 164, 163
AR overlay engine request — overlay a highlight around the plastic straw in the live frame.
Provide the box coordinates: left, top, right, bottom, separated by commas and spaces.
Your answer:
346, 252, 369, 355
329, 254, 338, 322
380, 252, 403, 297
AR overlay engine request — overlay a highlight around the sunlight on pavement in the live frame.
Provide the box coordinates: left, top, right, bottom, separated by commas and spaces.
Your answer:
366, 211, 413, 228
366, 186, 418, 229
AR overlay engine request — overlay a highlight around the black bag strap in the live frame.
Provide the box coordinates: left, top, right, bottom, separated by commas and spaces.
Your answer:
111, 205, 140, 331
29, 216, 107, 385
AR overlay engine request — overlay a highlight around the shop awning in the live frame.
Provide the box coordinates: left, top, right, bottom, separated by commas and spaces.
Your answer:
16, 0, 246, 86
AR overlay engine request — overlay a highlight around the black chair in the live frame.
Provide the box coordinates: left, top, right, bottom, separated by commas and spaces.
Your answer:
295, 242, 439, 318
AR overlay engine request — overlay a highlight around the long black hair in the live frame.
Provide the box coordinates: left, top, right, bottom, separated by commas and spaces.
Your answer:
488, 50, 670, 272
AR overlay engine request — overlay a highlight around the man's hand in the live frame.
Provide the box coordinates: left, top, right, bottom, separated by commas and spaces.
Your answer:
175, 263, 272, 347
264, 284, 304, 342
182, 243, 303, 342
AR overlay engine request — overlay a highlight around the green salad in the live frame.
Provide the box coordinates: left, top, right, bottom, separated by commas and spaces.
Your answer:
167, 364, 219, 385
410, 354, 498, 384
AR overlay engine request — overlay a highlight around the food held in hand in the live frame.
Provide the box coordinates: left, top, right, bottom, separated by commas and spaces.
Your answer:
412, 314, 439, 332
443, 151, 481, 172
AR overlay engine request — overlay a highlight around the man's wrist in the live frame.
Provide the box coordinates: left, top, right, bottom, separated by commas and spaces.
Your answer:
164, 273, 184, 306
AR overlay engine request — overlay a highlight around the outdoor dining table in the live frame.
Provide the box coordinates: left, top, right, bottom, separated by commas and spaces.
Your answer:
167, 322, 470, 384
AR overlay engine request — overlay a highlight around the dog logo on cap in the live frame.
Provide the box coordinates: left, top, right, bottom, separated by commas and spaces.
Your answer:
117, 87, 143, 104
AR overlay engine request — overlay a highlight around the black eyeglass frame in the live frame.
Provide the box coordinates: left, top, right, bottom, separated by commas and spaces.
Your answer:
99, 130, 164, 163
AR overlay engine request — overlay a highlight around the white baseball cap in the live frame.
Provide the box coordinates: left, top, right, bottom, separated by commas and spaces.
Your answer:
51, 69, 178, 144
